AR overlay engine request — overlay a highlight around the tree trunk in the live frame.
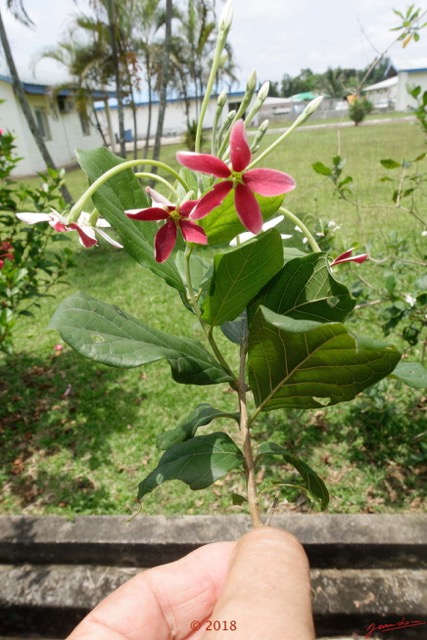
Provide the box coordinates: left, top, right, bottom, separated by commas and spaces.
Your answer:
0, 8, 73, 204
143, 72, 153, 160
91, 104, 108, 147
151, 0, 172, 169
106, 0, 126, 158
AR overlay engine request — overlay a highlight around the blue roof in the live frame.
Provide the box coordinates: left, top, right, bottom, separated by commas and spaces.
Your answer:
398, 67, 427, 73
0, 73, 115, 98
98, 89, 246, 110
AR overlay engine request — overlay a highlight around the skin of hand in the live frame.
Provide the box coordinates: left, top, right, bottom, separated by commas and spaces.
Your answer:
66, 526, 315, 640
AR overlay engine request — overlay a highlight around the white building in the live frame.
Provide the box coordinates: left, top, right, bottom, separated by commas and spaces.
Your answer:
95, 91, 246, 148
395, 67, 427, 111
362, 76, 398, 110
0, 74, 113, 177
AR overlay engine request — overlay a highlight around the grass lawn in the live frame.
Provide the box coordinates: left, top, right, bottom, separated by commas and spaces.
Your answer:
1, 118, 426, 518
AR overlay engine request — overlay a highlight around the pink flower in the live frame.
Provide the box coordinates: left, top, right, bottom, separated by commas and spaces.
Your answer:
330, 248, 368, 266
53, 344, 64, 356
176, 120, 296, 234
125, 188, 208, 263
0, 241, 14, 269
16, 210, 122, 249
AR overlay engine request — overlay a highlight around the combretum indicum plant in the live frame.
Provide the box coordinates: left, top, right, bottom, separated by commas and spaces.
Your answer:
16, 1, 423, 527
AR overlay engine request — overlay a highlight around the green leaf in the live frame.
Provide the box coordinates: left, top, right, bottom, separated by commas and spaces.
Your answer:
221, 311, 248, 344
174, 251, 212, 298
50, 292, 232, 386
248, 307, 401, 410
257, 442, 329, 510
137, 432, 244, 500
200, 190, 285, 245
312, 161, 332, 176
156, 403, 239, 449
202, 229, 284, 326
249, 253, 356, 324
380, 158, 402, 170
390, 362, 427, 388
76, 147, 185, 293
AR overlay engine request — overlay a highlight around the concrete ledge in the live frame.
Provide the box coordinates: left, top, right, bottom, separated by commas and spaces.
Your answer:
1, 514, 426, 568
1, 515, 426, 638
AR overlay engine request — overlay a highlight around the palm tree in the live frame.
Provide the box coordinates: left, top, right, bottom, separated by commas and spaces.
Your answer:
83, 0, 132, 158
321, 67, 346, 99
35, 38, 110, 147
0, 1, 73, 203
105, 0, 126, 157
131, 0, 165, 158
151, 0, 172, 166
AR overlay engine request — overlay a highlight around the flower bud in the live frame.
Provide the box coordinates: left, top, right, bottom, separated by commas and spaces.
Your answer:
217, 90, 227, 107
250, 119, 269, 152
257, 81, 270, 102
259, 118, 269, 132
303, 95, 323, 117
246, 69, 257, 93
219, 0, 233, 32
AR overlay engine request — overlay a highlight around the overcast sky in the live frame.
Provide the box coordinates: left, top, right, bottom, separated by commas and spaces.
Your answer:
1, 0, 426, 88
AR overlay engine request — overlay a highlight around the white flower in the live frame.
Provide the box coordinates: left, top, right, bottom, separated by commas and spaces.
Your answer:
76, 211, 123, 248
16, 209, 122, 249
230, 215, 291, 246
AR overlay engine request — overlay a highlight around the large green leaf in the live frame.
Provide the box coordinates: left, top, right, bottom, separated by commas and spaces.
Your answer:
390, 361, 427, 388
76, 147, 184, 293
50, 292, 232, 386
156, 403, 239, 449
137, 432, 244, 500
202, 229, 284, 326
256, 442, 329, 510
250, 252, 355, 324
248, 307, 401, 410
200, 190, 285, 245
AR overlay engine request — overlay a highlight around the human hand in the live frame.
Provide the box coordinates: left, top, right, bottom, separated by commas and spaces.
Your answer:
67, 526, 315, 640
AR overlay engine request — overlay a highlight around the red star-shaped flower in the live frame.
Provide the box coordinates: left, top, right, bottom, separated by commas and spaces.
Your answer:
0, 241, 14, 269
176, 120, 296, 234
330, 248, 368, 266
125, 188, 207, 262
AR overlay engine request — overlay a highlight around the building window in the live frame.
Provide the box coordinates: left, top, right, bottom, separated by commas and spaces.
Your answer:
34, 108, 51, 140
79, 111, 91, 136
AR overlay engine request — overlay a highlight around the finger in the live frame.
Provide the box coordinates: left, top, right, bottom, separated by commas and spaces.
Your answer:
201, 527, 315, 640
67, 540, 236, 640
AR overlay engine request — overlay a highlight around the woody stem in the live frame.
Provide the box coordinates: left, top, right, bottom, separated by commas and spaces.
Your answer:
239, 337, 262, 528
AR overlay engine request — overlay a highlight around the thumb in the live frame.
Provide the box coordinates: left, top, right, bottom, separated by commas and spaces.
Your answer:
201, 526, 314, 640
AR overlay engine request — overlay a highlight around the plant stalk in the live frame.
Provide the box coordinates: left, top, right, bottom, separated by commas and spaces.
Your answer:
239, 338, 262, 528
280, 206, 322, 253
184, 247, 237, 382
69, 159, 188, 222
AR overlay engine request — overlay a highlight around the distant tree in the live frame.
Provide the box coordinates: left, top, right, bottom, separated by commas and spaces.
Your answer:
267, 80, 279, 97
151, 0, 172, 167
349, 97, 373, 126
0, 2, 73, 202
281, 68, 319, 97
36, 37, 112, 147
320, 67, 345, 98
130, 0, 165, 158
363, 56, 396, 86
